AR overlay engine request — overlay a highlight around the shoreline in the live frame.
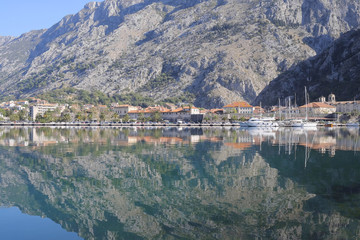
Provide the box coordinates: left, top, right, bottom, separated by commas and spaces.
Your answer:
0, 122, 347, 127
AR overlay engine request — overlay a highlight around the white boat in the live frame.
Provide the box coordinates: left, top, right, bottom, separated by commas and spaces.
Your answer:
291, 87, 317, 128
290, 119, 317, 128
246, 117, 279, 127
290, 119, 303, 127
346, 122, 359, 127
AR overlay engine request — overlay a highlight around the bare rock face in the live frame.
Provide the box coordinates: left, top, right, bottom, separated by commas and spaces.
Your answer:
0, 0, 360, 107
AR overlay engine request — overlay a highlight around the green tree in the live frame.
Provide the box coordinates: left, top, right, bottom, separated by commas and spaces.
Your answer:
138, 112, 145, 122
9, 113, 20, 122
60, 113, 71, 122
231, 115, 238, 122
112, 113, 120, 122
100, 112, 106, 122
123, 114, 130, 122
151, 111, 162, 122
18, 109, 29, 121
75, 112, 85, 121
87, 112, 93, 121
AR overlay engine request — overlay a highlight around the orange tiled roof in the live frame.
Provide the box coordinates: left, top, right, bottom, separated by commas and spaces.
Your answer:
299, 102, 336, 109
223, 101, 252, 108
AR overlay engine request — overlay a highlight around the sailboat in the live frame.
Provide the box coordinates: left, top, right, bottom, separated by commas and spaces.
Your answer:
291, 87, 317, 128
246, 102, 279, 127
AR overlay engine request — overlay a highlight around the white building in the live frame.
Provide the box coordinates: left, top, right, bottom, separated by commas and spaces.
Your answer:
162, 106, 200, 122
318, 93, 360, 113
223, 102, 254, 114
112, 105, 140, 117
30, 104, 59, 121
299, 102, 336, 115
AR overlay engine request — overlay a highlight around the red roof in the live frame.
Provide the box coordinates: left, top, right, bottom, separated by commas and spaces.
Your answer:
223, 101, 252, 108
299, 102, 336, 109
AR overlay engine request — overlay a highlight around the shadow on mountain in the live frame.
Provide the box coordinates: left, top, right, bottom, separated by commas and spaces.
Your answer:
254, 29, 360, 106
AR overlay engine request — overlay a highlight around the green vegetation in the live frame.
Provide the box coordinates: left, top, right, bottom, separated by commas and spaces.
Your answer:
16, 58, 99, 94
36, 87, 155, 107
140, 73, 176, 91
36, 87, 195, 107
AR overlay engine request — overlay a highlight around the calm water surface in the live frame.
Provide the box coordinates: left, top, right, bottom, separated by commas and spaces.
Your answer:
0, 126, 359, 239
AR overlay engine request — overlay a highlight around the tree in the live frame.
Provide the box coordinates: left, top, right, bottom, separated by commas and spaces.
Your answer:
18, 109, 29, 121
9, 113, 20, 122
87, 112, 93, 121
123, 114, 130, 122
231, 115, 238, 122
75, 112, 85, 121
100, 112, 106, 122
112, 113, 120, 122
151, 111, 162, 122
139, 112, 145, 122
60, 113, 71, 122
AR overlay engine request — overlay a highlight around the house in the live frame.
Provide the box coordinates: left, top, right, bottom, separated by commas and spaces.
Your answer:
333, 101, 360, 113
317, 93, 360, 113
30, 104, 59, 121
126, 106, 171, 121
253, 106, 265, 115
112, 105, 141, 117
162, 106, 201, 122
223, 102, 253, 115
299, 102, 336, 115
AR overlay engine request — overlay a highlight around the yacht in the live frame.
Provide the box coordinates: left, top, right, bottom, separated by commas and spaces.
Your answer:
291, 87, 317, 128
290, 119, 317, 128
346, 122, 359, 128
246, 117, 279, 127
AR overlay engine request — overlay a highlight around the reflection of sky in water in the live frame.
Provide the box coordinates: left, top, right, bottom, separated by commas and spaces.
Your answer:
0, 207, 82, 240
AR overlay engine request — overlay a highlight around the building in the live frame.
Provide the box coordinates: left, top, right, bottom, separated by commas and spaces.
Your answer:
334, 101, 360, 113
128, 106, 169, 120
299, 102, 336, 115
317, 93, 360, 113
30, 104, 59, 121
112, 105, 141, 117
223, 102, 253, 114
162, 106, 201, 122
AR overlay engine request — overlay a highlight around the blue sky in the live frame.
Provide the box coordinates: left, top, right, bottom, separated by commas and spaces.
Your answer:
0, 0, 101, 37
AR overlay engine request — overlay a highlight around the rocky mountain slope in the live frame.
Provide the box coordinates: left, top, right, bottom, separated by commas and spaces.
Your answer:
255, 29, 360, 106
1, 0, 360, 107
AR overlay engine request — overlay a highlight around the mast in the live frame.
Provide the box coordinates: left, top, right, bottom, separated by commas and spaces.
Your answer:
305, 87, 308, 121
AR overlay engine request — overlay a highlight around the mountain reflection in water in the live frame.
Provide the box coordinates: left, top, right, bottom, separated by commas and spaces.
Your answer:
0, 126, 359, 239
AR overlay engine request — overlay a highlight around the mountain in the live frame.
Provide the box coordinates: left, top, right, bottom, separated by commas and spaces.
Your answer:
1, 0, 360, 107
255, 29, 360, 106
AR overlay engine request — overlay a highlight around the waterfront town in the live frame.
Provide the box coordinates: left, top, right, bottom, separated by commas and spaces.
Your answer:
0, 93, 359, 124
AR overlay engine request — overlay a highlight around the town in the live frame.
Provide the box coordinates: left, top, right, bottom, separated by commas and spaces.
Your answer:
0, 93, 359, 125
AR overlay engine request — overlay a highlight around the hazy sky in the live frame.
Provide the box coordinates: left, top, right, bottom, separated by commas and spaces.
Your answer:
0, 0, 100, 37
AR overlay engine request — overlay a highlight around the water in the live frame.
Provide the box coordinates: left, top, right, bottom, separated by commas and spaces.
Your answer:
0, 126, 359, 239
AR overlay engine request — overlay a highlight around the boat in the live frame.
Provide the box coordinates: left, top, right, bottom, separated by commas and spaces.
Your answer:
246, 117, 279, 127
346, 122, 359, 127
290, 87, 317, 128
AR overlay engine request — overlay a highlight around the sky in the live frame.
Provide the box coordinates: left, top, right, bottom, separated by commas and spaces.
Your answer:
0, 0, 101, 37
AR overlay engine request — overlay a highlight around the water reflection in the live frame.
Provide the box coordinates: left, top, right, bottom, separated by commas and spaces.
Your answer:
0, 127, 359, 239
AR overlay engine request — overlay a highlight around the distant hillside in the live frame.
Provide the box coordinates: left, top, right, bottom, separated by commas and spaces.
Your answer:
255, 29, 360, 107
1, 0, 360, 107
